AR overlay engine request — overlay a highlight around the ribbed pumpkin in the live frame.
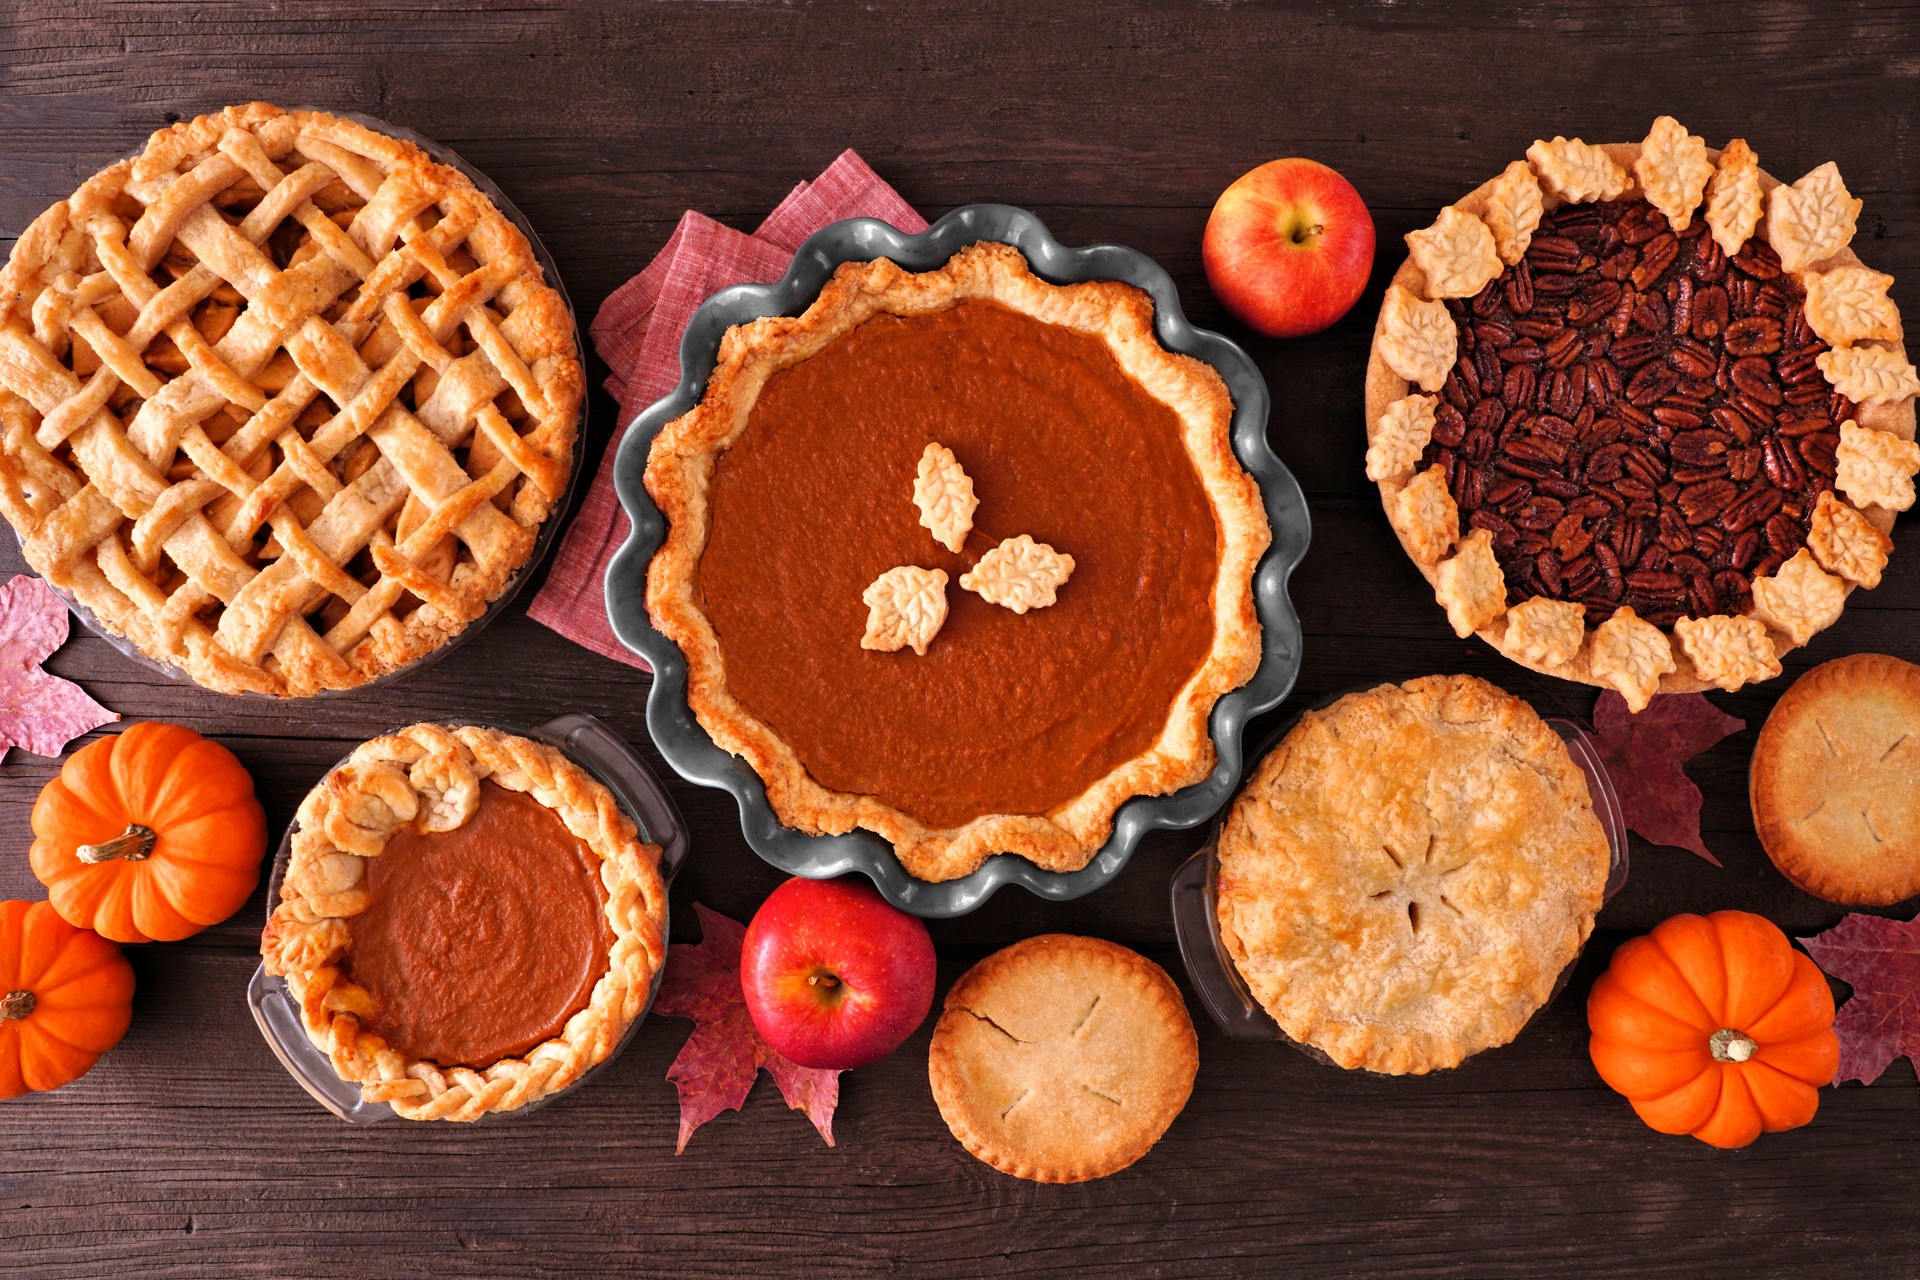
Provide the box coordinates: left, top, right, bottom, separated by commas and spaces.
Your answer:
1, 899, 135, 1098
1588, 910, 1838, 1149
30, 723, 268, 944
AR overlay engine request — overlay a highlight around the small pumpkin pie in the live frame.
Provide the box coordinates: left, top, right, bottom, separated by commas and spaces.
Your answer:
261, 722, 667, 1121
645, 242, 1270, 882
1216, 675, 1610, 1074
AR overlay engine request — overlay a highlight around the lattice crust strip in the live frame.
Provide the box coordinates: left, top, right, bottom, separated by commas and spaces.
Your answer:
0, 103, 582, 696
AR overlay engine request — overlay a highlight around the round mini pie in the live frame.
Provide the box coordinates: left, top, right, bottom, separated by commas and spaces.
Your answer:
1751, 652, 1920, 905
927, 934, 1198, 1183
261, 722, 667, 1121
1365, 118, 1919, 711
1216, 674, 1611, 1074
0, 103, 582, 695
645, 241, 1270, 882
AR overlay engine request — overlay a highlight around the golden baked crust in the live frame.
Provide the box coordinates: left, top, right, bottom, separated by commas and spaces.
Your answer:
1365, 133, 1916, 700
0, 103, 582, 696
1216, 675, 1610, 1074
1751, 653, 1920, 905
260, 723, 667, 1121
926, 934, 1198, 1183
645, 241, 1269, 881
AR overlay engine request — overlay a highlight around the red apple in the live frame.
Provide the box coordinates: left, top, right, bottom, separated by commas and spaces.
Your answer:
1202, 158, 1375, 339
740, 876, 936, 1070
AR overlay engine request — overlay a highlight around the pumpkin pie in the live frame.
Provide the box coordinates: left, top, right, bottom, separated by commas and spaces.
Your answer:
1366, 118, 1918, 709
1750, 652, 1920, 905
1215, 675, 1611, 1074
261, 723, 667, 1121
645, 242, 1270, 882
0, 104, 581, 695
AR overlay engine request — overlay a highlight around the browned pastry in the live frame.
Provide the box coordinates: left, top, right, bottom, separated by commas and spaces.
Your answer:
927, 934, 1198, 1182
1216, 674, 1611, 1074
1751, 652, 1920, 905
0, 104, 581, 695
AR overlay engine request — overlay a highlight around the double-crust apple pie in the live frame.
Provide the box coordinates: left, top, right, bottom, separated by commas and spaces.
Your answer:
645, 242, 1270, 882
0, 104, 581, 696
1366, 118, 1918, 709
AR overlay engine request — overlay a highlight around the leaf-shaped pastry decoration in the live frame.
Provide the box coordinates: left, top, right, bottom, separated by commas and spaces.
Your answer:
1366, 394, 1437, 482
1750, 549, 1847, 646
1526, 136, 1632, 204
912, 442, 977, 553
1590, 607, 1676, 714
1803, 266, 1902, 348
1807, 490, 1892, 588
1404, 206, 1502, 299
960, 535, 1074, 613
1378, 285, 1457, 392
861, 565, 949, 655
1634, 116, 1713, 231
1817, 346, 1920, 406
1482, 159, 1543, 265
1433, 528, 1504, 638
1767, 161, 1861, 272
1672, 614, 1780, 692
1503, 596, 1586, 668
1705, 138, 1763, 257
1835, 419, 1920, 512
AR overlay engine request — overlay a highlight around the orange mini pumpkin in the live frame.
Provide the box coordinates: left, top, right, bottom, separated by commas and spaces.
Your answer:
1, 899, 135, 1098
1588, 910, 1838, 1149
30, 723, 268, 944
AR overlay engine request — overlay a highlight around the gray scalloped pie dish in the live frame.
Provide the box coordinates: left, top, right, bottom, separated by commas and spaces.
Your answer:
604, 203, 1311, 917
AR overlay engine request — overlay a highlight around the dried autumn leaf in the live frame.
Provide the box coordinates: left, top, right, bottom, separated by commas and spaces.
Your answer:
653, 903, 840, 1153
960, 535, 1074, 613
861, 565, 948, 655
1802, 911, 1920, 1086
913, 442, 977, 553
0, 575, 116, 762
1592, 690, 1744, 866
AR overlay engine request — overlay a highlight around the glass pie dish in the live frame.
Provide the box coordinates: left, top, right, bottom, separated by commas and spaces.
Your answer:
604, 203, 1311, 917
9, 110, 587, 699
246, 713, 687, 1122
1170, 710, 1628, 1062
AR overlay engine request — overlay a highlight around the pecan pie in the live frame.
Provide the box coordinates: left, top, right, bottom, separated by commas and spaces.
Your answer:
0, 104, 581, 696
1215, 675, 1611, 1074
646, 242, 1269, 882
261, 723, 667, 1121
1366, 120, 1919, 709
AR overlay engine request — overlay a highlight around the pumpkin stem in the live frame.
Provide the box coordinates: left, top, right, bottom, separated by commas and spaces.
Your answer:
0, 990, 34, 1021
76, 823, 157, 864
1710, 1028, 1758, 1063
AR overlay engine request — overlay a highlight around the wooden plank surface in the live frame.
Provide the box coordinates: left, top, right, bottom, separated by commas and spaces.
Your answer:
3, 1, 1919, 1275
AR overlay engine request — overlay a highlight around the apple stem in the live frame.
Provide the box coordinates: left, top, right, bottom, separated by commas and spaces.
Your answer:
808, 973, 841, 991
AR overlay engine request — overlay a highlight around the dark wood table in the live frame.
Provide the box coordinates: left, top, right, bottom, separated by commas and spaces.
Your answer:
5, 3, 1918, 1275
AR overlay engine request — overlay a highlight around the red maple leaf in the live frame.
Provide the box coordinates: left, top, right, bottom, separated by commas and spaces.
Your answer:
0, 575, 115, 762
652, 902, 839, 1153
1591, 690, 1743, 866
1802, 911, 1920, 1086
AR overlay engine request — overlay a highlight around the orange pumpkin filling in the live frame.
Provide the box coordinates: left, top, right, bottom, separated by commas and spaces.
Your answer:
693, 299, 1221, 829
344, 782, 612, 1069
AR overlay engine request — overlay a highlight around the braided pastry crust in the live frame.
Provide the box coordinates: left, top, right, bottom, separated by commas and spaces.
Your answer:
262, 723, 666, 1121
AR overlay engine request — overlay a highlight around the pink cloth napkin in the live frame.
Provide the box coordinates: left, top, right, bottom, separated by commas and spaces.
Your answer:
527, 150, 927, 667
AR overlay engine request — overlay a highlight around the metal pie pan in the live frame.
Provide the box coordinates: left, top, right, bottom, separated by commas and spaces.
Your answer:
247, 713, 687, 1123
605, 203, 1311, 917
17, 109, 587, 699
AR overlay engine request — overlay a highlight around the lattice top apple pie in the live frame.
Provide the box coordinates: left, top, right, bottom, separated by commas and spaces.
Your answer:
0, 103, 581, 696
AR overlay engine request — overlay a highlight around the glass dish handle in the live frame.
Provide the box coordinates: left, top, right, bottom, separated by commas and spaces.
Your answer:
536, 713, 690, 884
1169, 841, 1283, 1041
